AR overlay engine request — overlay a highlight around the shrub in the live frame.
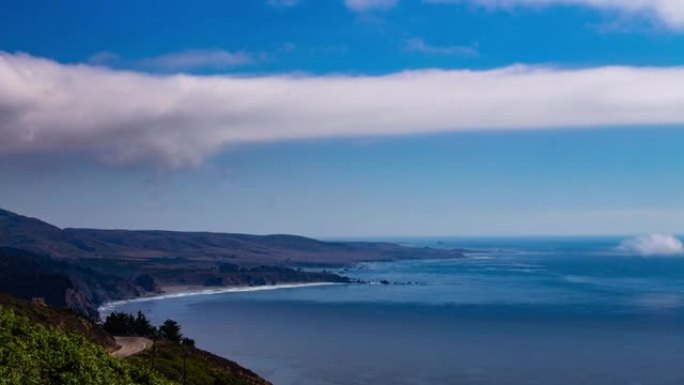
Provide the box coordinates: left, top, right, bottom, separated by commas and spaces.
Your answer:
0, 306, 173, 385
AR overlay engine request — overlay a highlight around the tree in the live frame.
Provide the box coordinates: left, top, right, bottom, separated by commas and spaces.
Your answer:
103, 311, 135, 335
180, 337, 195, 348
133, 311, 156, 337
103, 311, 156, 337
159, 319, 182, 342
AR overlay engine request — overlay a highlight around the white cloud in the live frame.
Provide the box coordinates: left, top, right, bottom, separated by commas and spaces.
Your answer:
345, 0, 399, 12
427, 0, 684, 29
405, 38, 479, 56
139, 50, 255, 72
3, 52, 684, 167
618, 234, 684, 256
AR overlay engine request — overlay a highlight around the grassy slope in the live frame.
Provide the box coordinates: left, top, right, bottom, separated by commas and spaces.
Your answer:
0, 291, 117, 350
0, 293, 272, 385
127, 341, 271, 385
0, 305, 172, 385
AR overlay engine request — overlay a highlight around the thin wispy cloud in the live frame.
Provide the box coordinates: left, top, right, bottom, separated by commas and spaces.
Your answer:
405, 38, 479, 57
139, 50, 256, 72
87, 50, 258, 73
345, 0, 399, 12
267, 0, 300, 7
271, 0, 399, 12
87, 51, 121, 66
427, 0, 684, 30
3, 52, 684, 168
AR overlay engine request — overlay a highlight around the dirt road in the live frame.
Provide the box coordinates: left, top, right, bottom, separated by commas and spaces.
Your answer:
111, 336, 153, 358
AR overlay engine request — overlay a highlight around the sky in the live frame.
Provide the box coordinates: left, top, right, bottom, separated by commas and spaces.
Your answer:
1, 0, 684, 237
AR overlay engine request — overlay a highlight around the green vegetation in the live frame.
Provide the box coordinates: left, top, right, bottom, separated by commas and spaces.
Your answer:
159, 319, 183, 343
104, 311, 157, 337
127, 341, 266, 385
0, 305, 173, 385
101, 311, 267, 385
0, 291, 116, 349
103, 311, 195, 347
0, 294, 269, 385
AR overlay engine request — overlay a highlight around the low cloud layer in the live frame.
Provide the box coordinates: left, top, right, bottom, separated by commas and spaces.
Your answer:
429, 0, 684, 29
3, 52, 684, 167
618, 234, 684, 256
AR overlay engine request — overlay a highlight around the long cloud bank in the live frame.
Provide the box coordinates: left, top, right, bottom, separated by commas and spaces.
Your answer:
2, 52, 684, 167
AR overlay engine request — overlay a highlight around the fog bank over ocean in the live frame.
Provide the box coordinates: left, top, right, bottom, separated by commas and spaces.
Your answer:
112, 236, 684, 385
618, 234, 684, 256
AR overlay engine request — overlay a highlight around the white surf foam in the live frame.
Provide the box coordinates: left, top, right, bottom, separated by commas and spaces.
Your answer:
97, 282, 340, 317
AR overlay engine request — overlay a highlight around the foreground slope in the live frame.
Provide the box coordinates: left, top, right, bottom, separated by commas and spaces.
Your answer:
0, 293, 272, 385
127, 341, 272, 385
0, 291, 117, 350
0, 305, 171, 385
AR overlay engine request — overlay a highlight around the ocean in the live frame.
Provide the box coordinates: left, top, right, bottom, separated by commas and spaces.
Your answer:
108, 236, 684, 385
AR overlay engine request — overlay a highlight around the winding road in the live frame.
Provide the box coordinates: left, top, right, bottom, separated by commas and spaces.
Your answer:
111, 336, 153, 358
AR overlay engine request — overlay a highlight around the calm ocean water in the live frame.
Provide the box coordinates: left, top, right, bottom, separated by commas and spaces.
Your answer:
110, 237, 684, 385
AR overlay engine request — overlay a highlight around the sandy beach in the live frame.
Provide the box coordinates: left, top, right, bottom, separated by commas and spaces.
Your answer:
98, 282, 341, 317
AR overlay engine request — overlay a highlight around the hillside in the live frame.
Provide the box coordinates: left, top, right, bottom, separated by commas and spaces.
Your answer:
127, 341, 271, 385
0, 305, 172, 385
0, 293, 272, 385
0, 208, 465, 265
0, 207, 465, 316
0, 246, 156, 317
0, 291, 117, 350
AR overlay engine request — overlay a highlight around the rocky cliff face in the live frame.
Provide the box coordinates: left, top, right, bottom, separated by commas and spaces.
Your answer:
0, 246, 157, 317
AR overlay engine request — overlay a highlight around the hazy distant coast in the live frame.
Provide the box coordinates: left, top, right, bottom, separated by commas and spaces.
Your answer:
0, 207, 466, 317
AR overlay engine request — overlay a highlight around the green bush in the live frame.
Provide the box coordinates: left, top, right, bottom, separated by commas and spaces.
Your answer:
0, 306, 174, 385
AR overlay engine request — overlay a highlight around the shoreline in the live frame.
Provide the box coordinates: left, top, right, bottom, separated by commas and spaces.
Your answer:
97, 256, 470, 318
98, 282, 342, 316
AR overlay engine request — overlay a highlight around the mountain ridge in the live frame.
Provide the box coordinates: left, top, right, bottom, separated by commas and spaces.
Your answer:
0, 207, 465, 265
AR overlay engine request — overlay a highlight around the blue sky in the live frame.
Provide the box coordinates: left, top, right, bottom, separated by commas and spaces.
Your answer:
4, 0, 684, 71
1, 0, 684, 237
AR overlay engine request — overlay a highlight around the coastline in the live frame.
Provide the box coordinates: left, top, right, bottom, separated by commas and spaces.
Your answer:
98, 282, 342, 317
98, 255, 470, 315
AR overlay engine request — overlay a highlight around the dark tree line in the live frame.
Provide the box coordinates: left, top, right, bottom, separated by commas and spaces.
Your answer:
103, 311, 194, 347
103, 311, 156, 337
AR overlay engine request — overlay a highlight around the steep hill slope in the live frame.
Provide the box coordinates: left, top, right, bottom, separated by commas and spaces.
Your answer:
0, 291, 117, 350
0, 293, 272, 385
0, 305, 172, 385
0, 246, 155, 317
